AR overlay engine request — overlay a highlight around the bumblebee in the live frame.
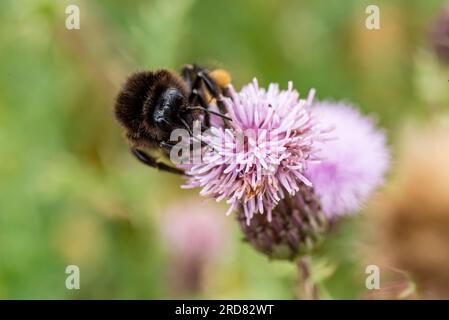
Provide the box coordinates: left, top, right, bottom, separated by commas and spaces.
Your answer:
114, 64, 231, 174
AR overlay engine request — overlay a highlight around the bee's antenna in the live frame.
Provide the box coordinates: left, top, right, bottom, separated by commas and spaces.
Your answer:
187, 106, 232, 121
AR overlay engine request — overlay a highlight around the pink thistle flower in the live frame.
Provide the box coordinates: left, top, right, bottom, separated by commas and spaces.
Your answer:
161, 200, 229, 262
183, 79, 327, 224
161, 199, 231, 295
305, 101, 390, 218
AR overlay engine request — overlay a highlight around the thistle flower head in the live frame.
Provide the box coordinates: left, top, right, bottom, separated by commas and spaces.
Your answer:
238, 184, 328, 260
305, 101, 390, 218
161, 199, 230, 295
161, 200, 229, 262
184, 79, 327, 224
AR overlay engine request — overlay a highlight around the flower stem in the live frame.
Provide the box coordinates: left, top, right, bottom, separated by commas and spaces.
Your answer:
297, 256, 319, 300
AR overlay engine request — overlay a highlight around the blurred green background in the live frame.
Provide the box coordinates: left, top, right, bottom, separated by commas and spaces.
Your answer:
0, 0, 447, 299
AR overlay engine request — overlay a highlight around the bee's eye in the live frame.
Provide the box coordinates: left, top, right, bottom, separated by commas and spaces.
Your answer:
152, 88, 185, 128
164, 88, 184, 106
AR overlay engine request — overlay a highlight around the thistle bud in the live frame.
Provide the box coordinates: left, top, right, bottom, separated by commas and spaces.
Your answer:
430, 5, 449, 63
237, 185, 328, 260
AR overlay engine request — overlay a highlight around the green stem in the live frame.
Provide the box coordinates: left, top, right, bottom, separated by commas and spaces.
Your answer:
297, 256, 319, 300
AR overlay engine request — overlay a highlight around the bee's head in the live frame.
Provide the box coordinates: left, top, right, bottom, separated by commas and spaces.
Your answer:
115, 70, 188, 143
152, 88, 187, 130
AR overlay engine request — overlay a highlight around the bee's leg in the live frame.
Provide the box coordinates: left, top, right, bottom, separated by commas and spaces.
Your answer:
184, 70, 230, 123
159, 141, 176, 150
183, 66, 211, 128
160, 141, 194, 164
187, 90, 232, 122
193, 69, 231, 126
176, 114, 209, 149
177, 116, 194, 136
131, 148, 185, 175
182, 64, 195, 89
